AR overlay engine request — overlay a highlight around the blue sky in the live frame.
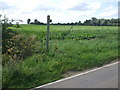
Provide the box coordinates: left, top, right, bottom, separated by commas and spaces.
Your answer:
0, 0, 119, 24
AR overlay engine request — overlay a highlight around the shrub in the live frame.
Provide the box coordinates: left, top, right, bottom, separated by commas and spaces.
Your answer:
2, 23, 38, 64
2, 24, 17, 54
3, 33, 38, 64
10, 34, 37, 60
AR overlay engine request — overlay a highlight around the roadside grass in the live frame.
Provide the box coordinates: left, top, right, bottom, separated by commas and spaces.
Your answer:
2, 25, 118, 88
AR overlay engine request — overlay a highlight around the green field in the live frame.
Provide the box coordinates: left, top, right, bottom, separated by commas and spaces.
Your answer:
3, 25, 118, 88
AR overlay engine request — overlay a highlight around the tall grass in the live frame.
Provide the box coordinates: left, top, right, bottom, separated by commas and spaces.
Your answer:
2, 25, 118, 88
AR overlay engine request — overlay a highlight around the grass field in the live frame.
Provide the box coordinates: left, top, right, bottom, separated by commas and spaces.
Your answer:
3, 25, 118, 88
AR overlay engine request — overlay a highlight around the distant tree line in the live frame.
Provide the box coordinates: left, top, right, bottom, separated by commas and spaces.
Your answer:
27, 17, 120, 26
82, 17, 120, 26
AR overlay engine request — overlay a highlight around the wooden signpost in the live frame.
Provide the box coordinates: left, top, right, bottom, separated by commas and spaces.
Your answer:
46, 15, 52, 52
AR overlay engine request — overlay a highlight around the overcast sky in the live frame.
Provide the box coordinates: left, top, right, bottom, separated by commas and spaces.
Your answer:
0, 0, 119, 24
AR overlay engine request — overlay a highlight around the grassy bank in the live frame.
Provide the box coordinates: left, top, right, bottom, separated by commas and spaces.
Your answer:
2, 25, 118, 88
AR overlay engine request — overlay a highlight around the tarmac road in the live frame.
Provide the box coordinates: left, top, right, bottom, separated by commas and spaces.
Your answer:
35, 62, 119, 88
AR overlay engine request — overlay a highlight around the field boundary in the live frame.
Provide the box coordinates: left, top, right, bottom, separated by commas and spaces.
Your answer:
32, 61, 119, 89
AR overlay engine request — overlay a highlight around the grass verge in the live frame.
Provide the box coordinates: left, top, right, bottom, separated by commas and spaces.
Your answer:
2, 25, 118, 88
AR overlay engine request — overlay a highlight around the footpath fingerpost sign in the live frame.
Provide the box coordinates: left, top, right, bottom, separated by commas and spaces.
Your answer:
46, 15, 52, 52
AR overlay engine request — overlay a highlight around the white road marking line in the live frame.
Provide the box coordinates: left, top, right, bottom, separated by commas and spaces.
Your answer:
32, 61, 119, 89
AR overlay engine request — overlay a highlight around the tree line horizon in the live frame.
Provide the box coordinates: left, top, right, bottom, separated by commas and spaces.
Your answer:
27, 17, 120, 26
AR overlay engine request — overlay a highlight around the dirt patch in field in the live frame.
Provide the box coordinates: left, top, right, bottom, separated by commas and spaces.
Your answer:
62, 71, 81, 78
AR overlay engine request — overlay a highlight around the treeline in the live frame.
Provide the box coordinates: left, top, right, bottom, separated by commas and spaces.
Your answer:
82, 17, 120, 26
27, 17, 120, 26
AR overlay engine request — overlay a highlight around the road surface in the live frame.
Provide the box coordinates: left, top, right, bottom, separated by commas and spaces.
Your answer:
34, 62, 119, 88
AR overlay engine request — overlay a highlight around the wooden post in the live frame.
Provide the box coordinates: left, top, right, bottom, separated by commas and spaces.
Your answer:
46, 15, 50, 52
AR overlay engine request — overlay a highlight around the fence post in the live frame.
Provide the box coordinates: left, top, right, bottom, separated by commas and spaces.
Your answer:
46, 15, 50, 52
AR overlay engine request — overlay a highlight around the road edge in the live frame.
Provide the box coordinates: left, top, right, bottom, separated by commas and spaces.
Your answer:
32, 61, 119, 89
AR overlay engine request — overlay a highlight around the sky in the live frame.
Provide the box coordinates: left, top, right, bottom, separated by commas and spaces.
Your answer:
0, 0, 119, 24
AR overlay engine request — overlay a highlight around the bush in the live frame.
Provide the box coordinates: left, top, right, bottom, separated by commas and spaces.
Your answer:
10, 34, 37, 59
2, 24, 17, 54
2, 23, 39, 65
2, 34, 38, 65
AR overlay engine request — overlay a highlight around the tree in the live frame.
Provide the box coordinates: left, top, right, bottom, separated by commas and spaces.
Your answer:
78, 21, 82, 25
83, 20, 91, 26
91, 17, 98, 26
34, 19, 37, 23
91, 17, 97, 21
35, 21, 40, 25
27, 19, 31, 24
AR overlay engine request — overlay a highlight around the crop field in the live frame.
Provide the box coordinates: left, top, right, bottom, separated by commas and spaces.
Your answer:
3, 25, 118, 88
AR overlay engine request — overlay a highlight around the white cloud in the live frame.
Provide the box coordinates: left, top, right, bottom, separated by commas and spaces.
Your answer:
0, 0, 118, 24
98, 6, 118, 18
104, 6, 114, 11
34, 5, 56, 11
57, 0, 83, 10
84, 0, 119, 3
0, 1, 15, 10
69, 2, 101, 11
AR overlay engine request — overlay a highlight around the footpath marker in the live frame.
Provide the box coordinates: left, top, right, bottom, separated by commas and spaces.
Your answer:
46, 15, 52, 52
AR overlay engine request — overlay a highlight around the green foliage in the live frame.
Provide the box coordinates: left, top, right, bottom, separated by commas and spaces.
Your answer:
9, 34, 37, 59
2, 54, 61, 88
2, 24, 41, 65
83, 18, 120, 26
2, 33, 39, 65
2, 23, 17, 54
2, 54, 11, 65
43, 17, 120, 26
27, 19, 31, 24
2, 25, 118, 88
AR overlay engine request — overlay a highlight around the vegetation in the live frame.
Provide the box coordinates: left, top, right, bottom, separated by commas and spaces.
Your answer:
30, 19, 45, 25
2, 24, 118, 88
29, 17, 120, 26
27, 19, 31, 24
